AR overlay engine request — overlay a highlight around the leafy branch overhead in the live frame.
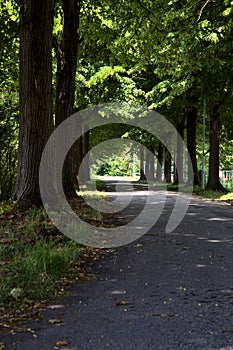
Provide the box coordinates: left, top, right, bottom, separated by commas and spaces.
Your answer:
0, 0, 233, 203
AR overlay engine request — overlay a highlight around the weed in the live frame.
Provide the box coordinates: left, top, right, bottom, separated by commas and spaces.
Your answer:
0, 206, 83, 319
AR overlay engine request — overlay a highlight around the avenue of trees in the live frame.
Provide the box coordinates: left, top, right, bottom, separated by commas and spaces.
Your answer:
0, 0, 233, 207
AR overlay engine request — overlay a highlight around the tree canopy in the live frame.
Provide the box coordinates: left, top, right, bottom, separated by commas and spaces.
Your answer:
0, 0, 232, 204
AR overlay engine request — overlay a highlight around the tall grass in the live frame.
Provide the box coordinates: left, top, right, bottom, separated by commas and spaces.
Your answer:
0, 207, 81, 309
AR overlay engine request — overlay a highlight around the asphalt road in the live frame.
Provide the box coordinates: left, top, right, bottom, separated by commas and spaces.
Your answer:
1, 181, 233, 350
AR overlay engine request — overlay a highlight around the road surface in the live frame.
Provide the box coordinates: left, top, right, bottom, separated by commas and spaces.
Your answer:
1, 180, 233, 349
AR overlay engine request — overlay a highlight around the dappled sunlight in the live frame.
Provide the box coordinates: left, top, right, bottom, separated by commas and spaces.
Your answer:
173, 234, 233, 245
105, 191, 164, 197
183, 233, 196, 237
220, 192, 233, 201
77, 190, 106, 198
207, 239, 232, 243
207, 217, 233, 222
97, 175, 140, 182
171, 230, 233, 245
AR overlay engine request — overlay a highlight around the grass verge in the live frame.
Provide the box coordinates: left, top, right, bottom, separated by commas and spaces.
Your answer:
0, 204, 103, 329
192, 187, 233, 203
139, 181, 233, 204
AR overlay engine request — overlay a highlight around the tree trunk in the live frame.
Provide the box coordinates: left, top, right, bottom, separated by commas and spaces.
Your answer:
206, 108, 225, 191
72, 137, 81, 188
174, 115, 185, 184
164, 148, 172, 183
155, 142, 163, 182
14, 0, 54, 209
55, 0, 80, 198
139, 145, 146, 181
145, 145, 155, 181
79, 125, 90, 183
187, 106, 199, 185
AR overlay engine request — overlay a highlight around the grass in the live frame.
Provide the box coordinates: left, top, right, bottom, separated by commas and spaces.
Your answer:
138, 180, 233, 203
0, 239, 78, 302
0, 204, 103, 327
193, 187, 233, 203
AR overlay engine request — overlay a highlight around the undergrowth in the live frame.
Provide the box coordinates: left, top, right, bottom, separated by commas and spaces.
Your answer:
0, 205, 101, 326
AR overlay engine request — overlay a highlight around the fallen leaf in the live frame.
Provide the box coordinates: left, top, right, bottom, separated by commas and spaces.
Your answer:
48, 304, 65, 310
34, 303, 46, 309
48, 319, 64, 325
9, 288, 23, 299
26, 328, 35, 333
56, 341, 69, 346
78, 273, 85, 278
115, 301, 129, 306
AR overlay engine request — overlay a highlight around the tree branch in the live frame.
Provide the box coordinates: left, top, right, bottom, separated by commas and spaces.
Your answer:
196, 0, 212, 22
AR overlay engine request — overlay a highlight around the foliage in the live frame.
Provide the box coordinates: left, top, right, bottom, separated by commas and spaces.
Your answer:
0, 0, 19, 200
0, 0, 232, 199
75, 64, 145, 108
94, 152, 139, 177
0, 98, 18, 200
220, 132, 233, 170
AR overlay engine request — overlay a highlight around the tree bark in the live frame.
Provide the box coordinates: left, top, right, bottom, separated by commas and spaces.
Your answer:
186, 106, 199, 185
72, 136, 82, 188
164, 148, 172, 183
155, 142, 163, 182
55, 0, 80, 198
14, 0, 54, 209
139, 145, 146, 181
174, 115, 185, 184
79, 125, 90, 183
206, 108, 225, 191
145, 145, 155, 181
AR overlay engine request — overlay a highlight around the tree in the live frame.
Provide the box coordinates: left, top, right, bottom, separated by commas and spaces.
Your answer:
1, 0, 232, 205
157, 0, 233, 190
206, 108, 225, 191
139, 145, 146, 180
186, 104, 199, 185
164, 148, 172, 183
14, 0, 54, 208
54, 0, 81, 198
174, 115, 185, 184
155, 142, 163, 182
